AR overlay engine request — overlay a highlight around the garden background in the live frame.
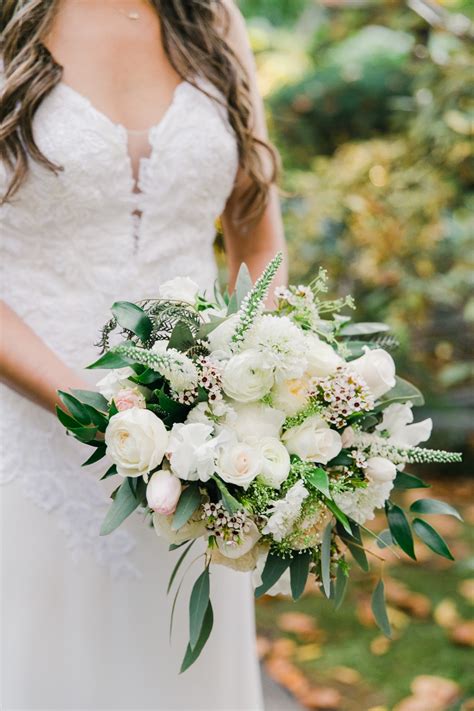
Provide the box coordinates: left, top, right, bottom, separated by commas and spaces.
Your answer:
226, 1, 473, 709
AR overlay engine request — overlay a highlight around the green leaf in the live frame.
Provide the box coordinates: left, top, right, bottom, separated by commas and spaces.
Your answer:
341, 322, 390, 336
155, 389, 189, 419
189, 567, 210, 650
83, 404, 109, 431
321, 520, 333, 598
290, 551, 311, 601
226, 290, 238, 315
212, 476, 241, 514
255, 552, 291, 598
168, 321, 195, 352
393, 471, 430, 490
198, 316, 227, 340
82, 445, 106, 466
325, 498, 352, 535
180, 600, 213, 673
327, 451, 354, 467
56, 405, 82, 431
172, 485, 201, 531
132, 367, 161, 385
69, 425, 99, 443
111, 301, 153, 342
412, 518, 454, 560
167, 541, 196, 594
235, 262, 253, 307
376, 528, 394, 549
87, 350, 134, 370
386, 501, 416, 560
57, 391, 91, 425
377, 376, 424, 409
100, 464, 117, 480
70, 389, 108, 412
410, 498, 463, 521
334, 564, 348, 610
371, 579, 392, 637
100, 479, 139, 535
306, 467, 331, 499
337, 521, 369, 572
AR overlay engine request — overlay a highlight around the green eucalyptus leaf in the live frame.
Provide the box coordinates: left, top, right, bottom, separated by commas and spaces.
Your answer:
100, 464, 117, 480
189, 566, 210, 650
377, 376, 424, 409
172, 485, 201, 531
371, 579, 392, 638
100, 479, 139, 535
412, 518, 454, 560
168, 321, 195, 352
334, 564, 349, 610
337, 521, 369, 571
393, 471, 430, 490
167, 541, 196, 594
321, 520, 333, 598
376, 528, 394, 549
226, 291, 238, 315
290, 551, 311, 601
386, 501, 416, 560
306, 467, 331, 499
410, 498, 463, 521
82, 445, 107, 466
255, 552, 291, 598
235, 262, 253, 307
180, 600, 213, 673
325, 499, 352, 535
111, 301, 153, 342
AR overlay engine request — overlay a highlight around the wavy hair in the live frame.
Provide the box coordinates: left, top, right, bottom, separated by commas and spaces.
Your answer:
0, 0, 279, 225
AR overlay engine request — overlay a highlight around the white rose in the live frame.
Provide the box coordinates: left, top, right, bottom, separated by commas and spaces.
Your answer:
167, 422, 228, 482
206, 314, 239, 354
257, 437, 291, 489
365, 456, 397, 483
216, 441, 262, 489
146, 470, 182, 515
376, 402, 432, 447
350, 347, 396, 400
215, 521, 261, 560
157, 276, 199, 305
153, 510, 207, 544
271, 377, 310, 416
305, 334, 344, 377
221, 349, 274, 402
96, 367, 135, 401
105, 407, 168, 478
229, 402, 286, 441
282, 415, 342, 464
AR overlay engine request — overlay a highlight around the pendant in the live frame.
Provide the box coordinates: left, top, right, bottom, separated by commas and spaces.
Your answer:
128, 11, 140, 20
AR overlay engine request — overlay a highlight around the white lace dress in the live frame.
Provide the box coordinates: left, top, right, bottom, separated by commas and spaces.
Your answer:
0, 72, 264, 710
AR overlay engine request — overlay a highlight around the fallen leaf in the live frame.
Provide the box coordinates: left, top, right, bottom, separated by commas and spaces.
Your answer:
327, 666, 362, 684
449, 620, 474, 647
277, 612, 320, 639
433, 599, 461, 628
294, 643, 322, 662
296, 685, 342, 709
264, 656, 310, 696
271, 637, 297, 658
385, 578, 431, 618
256, 635, 272, 659
370, 635, 391, 655
458, 579, 474, 604
411, 675, 460, 705
461, 698, 474, 711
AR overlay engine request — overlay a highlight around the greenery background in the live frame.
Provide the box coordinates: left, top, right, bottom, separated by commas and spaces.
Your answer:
233, 1, 473, 709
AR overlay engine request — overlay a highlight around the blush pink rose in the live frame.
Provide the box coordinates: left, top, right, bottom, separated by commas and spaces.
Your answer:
146, 470, 182, 515
114, 387, 146, 412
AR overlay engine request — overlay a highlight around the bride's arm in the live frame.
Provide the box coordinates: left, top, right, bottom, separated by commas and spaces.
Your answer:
219, 0, 288, 293
0, 300, 88, 413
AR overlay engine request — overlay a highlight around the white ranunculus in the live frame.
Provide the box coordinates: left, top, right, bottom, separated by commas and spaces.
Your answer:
96, 367, 135, 401
229, 402, 286, 441
282, 415, 342, 464
206, 314, 239, 355
157, 276, 199, 305
376, 402, 432, 447
153, 510, 207, 544
216, 441, 262, 489
215, 521, 261, 560
221, 349, 274, 402
365, 456, 397, 483
271, 377, 310, 416
349, 347, 396, 400
105, 407, 168, 478
167, 422, 228, 482
257, 437, 291, 489
146, 470, 182, 515
304, 334, 344, 377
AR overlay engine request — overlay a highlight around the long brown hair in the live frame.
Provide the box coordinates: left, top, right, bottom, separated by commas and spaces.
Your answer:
0, 0, 279, 224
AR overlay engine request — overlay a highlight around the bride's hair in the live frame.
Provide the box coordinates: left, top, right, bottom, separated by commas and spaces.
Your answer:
0, 0, 279, 225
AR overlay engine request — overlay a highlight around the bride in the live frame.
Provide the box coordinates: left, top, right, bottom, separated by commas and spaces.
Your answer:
0, 0, 287, 708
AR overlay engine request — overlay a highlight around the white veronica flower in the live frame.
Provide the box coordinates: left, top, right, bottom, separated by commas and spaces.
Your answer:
96, 367, 135, 401
151, 342, 198, 394
157, 276, 199, 305
263, 480, 309, 542
167, 422, 229, 482
376, 402, 432, 447
243, 315, 308, 382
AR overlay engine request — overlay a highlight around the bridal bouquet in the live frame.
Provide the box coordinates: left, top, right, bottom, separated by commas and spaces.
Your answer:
57, 253, 462, 671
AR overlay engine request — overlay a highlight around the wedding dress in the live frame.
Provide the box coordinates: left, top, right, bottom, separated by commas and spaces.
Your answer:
0, 67, 264, 710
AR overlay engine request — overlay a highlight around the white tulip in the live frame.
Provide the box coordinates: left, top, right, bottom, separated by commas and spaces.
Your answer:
105, 407, 168, 478
349, 347, 396, 400
221, 349, 274, 402
282, 415, 342, 464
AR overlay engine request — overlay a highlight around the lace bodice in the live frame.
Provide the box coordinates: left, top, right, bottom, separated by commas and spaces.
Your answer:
0, 71, 239, 578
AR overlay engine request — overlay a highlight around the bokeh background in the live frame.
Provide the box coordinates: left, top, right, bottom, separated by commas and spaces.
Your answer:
231, 1, 473, 709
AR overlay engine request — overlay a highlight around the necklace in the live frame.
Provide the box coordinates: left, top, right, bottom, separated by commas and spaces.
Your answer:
118, 8, 140, 20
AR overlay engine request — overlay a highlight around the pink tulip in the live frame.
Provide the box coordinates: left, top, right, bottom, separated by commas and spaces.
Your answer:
146, 470, 182, 515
